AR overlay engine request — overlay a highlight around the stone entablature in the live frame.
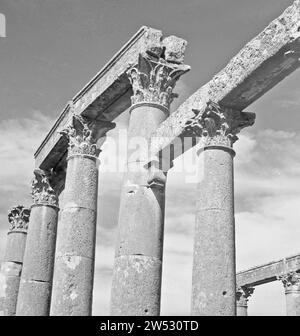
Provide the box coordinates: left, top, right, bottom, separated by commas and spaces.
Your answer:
237, 253, 300, 288
34, 1, 300, 192
149, 0, 300, 161
33, 27, 187, 171
7, 205, 30, 233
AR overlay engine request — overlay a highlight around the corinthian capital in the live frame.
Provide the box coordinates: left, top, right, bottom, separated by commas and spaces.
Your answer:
8, 205, 30, 233
60, 114, 115, 159
185, 101, 255, 147
31, 169, 59, 208
236, 286, 255, 306
277, 271, 300, 293
127, 36, 190, 111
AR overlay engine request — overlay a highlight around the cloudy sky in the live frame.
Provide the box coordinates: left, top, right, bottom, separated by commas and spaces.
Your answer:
1, 0, 300, 316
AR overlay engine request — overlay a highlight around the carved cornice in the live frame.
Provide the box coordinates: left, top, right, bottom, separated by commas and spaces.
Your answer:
31, 169, 59, 208
236, 286, 255, 306
60, 112, 115, 159
127, 37, 190, 111
277, 271, 300, 293
185, 101, 256, 147
8, 205, 30, 233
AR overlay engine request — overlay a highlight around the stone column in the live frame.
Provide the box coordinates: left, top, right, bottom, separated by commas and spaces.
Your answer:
110, 38, 190, 316
186, 101, 255, 316
278, 271, 300, 316
50, 113, 115, 316
0, 205, 30, 316
236, 286, 254, 316
16, 169, 59, 316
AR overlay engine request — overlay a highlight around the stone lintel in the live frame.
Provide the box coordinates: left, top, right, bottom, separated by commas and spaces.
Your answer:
149, 0, 300, 159
237, 253, 300, 288
34, 27, 164, 167
35, 1, 300, 192
34, 26, 187, 193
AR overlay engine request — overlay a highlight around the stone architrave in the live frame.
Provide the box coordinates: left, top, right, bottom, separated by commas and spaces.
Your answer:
278, 271, 300, 316
110, 36, 190, 316
236, 286, 255, 316
186, 101, 255, 316
50, 112, 115, 316
16, 169, 59, 316
0, 206, 30, 316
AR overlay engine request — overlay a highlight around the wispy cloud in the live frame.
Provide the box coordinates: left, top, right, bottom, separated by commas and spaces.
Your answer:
0, 112, 54, 261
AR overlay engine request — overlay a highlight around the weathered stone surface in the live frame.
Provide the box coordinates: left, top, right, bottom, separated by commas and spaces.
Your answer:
237, 254, 300, 316
61, 157, 98, 211
50, 154, 98, 315
16, 205, 58, 316
192, 146, 236, 316
51, 116, 114, 316
277, 271, 300, 316
149, 0, 300, 159
111, 104, 168, 316
185, 101, 255, 147
34, 27, 187, 187
236, 286, 254, 316
57, 208, 97, 259
35, 2, 300, 192
16, 170, 59, 316
16, 280, 51, 316
51, 254, 94, 316
111, 41, 188, 316
237, 253, 300, 287
31, 169, 59, 208
0, 206, 30, 316
20, 206, 58, 282
111, 255, 162, 316
285, 290, 300, 316
0, 262, 22, 316
127, 52, 189, 110
116, 183, 165, 259
7, 205, 30, 232
4, 232, 27, 263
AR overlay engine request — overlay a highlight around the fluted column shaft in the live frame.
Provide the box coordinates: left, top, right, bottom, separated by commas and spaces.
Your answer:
0, 206, 30, 316
186, 102, 255, 316
16, 170, 59, 316
50, 114, 114, 316
111, 40, 190, 316
278, 272, 300, 316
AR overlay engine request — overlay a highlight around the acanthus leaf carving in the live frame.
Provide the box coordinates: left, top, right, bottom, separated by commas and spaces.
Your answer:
8, 205, 30, 233
31, 169, 59, 208
277, 271, 300, 292
185, 100, 256, 147
127, 46, 190, 110
59, 111, 115, 159
236, 286, 255, 306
